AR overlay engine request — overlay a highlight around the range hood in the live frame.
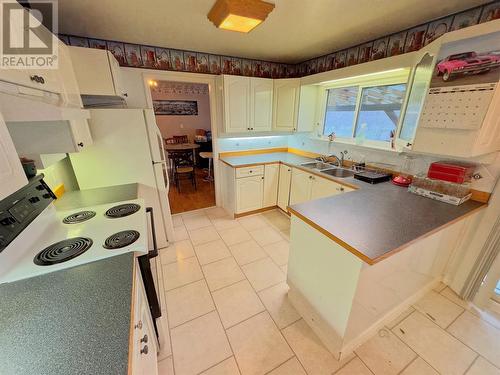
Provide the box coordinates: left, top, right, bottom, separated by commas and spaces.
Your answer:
0, 81, 89, 122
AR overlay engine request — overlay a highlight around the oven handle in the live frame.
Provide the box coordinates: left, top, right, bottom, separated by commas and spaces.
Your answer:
146, 207, 158, 258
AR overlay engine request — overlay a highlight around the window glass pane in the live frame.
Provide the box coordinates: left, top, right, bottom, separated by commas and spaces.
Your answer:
355, 84, 407, 142
323, 86, 359, 137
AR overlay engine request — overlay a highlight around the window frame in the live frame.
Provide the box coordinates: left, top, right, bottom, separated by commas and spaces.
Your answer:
317, 73, 411, 151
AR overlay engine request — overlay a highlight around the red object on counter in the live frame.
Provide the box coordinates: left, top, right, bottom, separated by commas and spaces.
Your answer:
427, 161, 475, 184
392, 175, 412, 187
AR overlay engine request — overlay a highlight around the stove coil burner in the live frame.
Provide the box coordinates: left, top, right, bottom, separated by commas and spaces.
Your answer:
34, 237, 93, 266
105, 203, 141, 218
103, 230, 140, 249
62, 211, 96, 224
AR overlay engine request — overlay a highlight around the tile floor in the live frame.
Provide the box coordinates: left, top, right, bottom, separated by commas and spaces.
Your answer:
156, 207, 500, 375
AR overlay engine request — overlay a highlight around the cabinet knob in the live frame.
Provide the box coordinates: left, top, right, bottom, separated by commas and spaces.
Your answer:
261, 177, 264, 180
340, 187, 344, 191
249, 170, 252, 173
140, 345, 149, 355
134, 320, 143, 329
140, 334, 148, 343
77, 142, 84, 147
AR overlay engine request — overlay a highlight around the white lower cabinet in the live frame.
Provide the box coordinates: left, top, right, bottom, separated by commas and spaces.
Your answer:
236, 174, 264, 214
263, 164, 279, 207
131, 261, 158, 375
277, 164, 292, 211
290, 167, 352, 205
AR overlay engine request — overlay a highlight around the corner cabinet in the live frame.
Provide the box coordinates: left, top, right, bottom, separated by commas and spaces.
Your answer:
131, 259, 158, 375
272, 79, 300, 132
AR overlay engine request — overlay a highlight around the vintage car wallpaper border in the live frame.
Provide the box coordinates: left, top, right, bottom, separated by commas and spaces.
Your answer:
60, 1, 500, 78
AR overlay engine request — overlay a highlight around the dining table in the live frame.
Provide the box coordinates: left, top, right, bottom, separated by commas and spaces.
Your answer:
164, 143, 201, 177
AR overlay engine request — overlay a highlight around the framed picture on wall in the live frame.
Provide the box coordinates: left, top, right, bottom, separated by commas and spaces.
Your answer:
170, 50, 185, 71
155, 48, 171, 70
141, 46, 157, 68
124, 43, 143, 67
107, 41, 126, 65
371, 37, 389, 60
184, 51, 197, 72
196, 53, 209, 73
153, 100, 199, 116
387, 31, 407, 56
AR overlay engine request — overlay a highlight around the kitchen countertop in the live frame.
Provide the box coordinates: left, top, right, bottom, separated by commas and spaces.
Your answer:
220, 152, 485, 264
53, 183, 139, 211
0, 253, 135, 375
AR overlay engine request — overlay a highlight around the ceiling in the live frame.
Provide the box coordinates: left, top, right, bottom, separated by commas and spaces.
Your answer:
57, 0, 488, 63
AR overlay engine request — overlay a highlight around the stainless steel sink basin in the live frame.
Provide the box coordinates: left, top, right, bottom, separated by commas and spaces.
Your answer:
321, 168, 355, 178
300, 161, 334, 170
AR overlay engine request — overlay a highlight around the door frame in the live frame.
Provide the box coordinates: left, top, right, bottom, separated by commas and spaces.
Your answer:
140, 70, 222, 211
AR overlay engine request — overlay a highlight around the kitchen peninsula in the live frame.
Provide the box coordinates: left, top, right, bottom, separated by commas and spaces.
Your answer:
220, 150, 485, 358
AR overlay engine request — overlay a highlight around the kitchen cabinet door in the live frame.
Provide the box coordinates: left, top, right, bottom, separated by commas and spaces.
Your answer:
277, 164, 292, 211
263, 163, 279, 207
273, 78, 300, 132
0, 113, 27, 200
310, 176, 342, 200
236, 175, 264, 214
108, 51, 127, 97
223, 75, 250, 133
250, 77, 273, 132
289, 168, 313, 205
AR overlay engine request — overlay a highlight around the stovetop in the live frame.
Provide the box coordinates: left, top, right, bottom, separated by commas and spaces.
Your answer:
0, 198, 147, 284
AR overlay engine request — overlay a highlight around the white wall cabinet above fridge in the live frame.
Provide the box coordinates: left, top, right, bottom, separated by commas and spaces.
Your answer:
68, 46, 127, 98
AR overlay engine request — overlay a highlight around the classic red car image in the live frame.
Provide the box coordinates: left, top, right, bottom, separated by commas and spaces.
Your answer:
436, 51, 500, 81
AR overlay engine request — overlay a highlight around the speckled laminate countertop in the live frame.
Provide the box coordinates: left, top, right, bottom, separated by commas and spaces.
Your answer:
0, 253, 135, 375
220, 152, 485, 264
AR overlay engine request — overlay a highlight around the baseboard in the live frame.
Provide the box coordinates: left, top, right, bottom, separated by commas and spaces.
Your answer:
233, 205, 277, 218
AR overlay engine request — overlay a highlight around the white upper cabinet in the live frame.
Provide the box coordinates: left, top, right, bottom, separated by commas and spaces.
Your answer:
223, 75, 250, 133
297, 85, 318, 133
68, 46, 126, 97
0, 113, 27, 200
273, 78, 300, 132
250, 78, 273, 132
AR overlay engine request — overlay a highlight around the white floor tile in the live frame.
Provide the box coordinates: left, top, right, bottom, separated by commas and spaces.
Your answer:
400, 357, 439, 375
466, 357, 500, 375
413, 291, 464, 328
166, 280, 215, 327
258, 282, 301, 329
249, 227, 283, 246
195, 239, 232, 265
335, 357, 373, 375
172, 215, 184, 228
174, 225, 189, 241
205, 206, 229, 220
393, 311, 476, 375
355, 328, 416, 375
163, 257, 204, 291
262, 240, 289, 266
203, 257, 245, 291
447, 311, 500, 368
160, 240, 195, 265
218, 226, 252, 246
386, 307, 415, 329
171, 311, 232, 375
189, 226, 221, 246
211, 216, 241, 231
242, 257, 285, 291
440, 287, 472, 309
183, 214, 213, 231
227, 312, 293, 375
237, 215, 269, 231
229, 240, 268, 266
268, 357, 306, 375
212, 280, 265, 328
200, 357, 241, 375
282, 319, 348, 374
158, 356, 175, 375
433, 282, 447, 293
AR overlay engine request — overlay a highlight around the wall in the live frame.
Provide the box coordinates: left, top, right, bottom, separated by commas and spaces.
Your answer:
217, 135, 288, 152
150, 81, 211, 141
38, 156, 79, 192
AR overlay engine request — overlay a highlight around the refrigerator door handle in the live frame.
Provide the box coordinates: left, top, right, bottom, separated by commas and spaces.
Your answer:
152, 160, 167, 165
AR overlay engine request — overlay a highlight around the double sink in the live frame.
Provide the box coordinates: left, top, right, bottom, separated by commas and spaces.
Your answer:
300, 161, 355, 178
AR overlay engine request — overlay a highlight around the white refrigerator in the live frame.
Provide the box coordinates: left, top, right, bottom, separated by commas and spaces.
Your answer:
70, 108, 173, 249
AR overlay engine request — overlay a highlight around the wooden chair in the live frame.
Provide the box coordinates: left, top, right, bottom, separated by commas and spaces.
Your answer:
172, 150, 196, 192
173, 135, 189, 144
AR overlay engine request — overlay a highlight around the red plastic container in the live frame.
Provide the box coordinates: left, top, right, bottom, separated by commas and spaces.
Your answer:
427, 161, 475, 184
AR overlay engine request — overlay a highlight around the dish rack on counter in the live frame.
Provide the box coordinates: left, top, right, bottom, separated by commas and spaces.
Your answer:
409, 175, 472, 205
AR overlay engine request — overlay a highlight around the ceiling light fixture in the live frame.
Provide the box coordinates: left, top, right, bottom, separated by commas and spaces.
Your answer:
207, 0, 275, 33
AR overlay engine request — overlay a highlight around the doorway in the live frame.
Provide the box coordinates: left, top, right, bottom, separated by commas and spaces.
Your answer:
149, 80, 216, 214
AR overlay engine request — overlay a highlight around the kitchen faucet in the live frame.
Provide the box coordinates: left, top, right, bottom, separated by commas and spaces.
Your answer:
318, 150, 348, 167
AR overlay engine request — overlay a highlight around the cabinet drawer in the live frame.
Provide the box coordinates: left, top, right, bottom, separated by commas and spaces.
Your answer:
236, 165, 264, 178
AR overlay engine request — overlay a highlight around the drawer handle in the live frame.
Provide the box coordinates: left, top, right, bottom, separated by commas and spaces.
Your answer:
140, 345, 148, 355
140, 334, 148, 344
134, 320, 143, 330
